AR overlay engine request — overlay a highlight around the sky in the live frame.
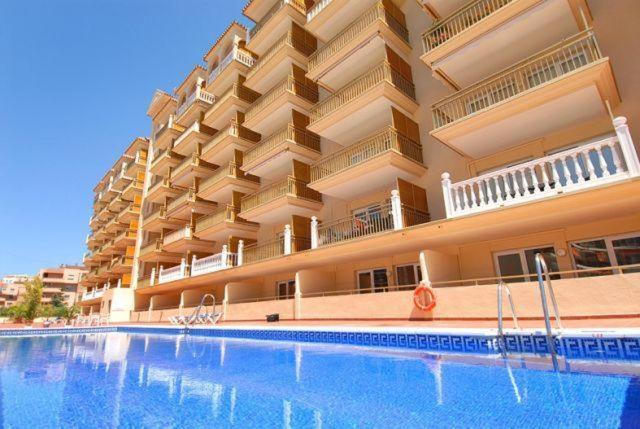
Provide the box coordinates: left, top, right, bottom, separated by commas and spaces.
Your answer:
0, 0, 248, 276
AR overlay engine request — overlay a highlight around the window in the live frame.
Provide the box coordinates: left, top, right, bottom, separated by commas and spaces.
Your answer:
570, 233, 640, 276
357, 268, 389, 293
276, 280, 295, 299
494, 246, 559, 282
396, 264, 422, 288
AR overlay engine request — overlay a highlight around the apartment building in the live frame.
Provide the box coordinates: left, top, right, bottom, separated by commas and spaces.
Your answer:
78, 138, 148, 320
0, 281, 27, 308
85, 0, 640, 323
38, 266, 88, 306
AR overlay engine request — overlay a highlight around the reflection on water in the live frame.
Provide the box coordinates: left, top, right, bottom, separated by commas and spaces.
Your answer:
0, 333, 638, 428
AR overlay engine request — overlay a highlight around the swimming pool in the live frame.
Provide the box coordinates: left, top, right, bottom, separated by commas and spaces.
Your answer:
0, 329, 639, 428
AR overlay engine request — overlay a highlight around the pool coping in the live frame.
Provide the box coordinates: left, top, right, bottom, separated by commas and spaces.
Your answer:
1, 324, 639, 361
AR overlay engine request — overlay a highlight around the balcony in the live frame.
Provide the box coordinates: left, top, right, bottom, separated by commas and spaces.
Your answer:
111, 163, 134, 191
242, 124, 321, 179
139, 239, 182, 263
96, 204, 115, 222
81, 287, 105, 302
246, 0, 307, 55
113, 228, 137, 248
430, 31, 618, 158
117, 201, 141, 223
191, 250, 237, 277
309, 127, 426, 199
194, 205, 259, 242
442, 128, 640, 218
202, 83, 261, 130
420, 0, 588, 88
154, 115, 186, 150
142, 206, 184, 233
166, 188, 217, 221
146, 177, 185, 204
171, 120, 217, 156
200, 122, 261, 166
240, 176, 322, 224
103, 216, 128, 235
243, 76, 318, 135
245, 27, 316, 93
150, 148, 185, 176
175, 86, 216, 127
170, 153, 218, 187
307, 1, 410, 89
110, 255, 134, 274
206, 47, 255, 94
157, 262, 188, 284
197, 162, 261, 203
121, 178, 144, 200
107, 195, 129, 213
162, 225, 214, 253
308, 61, 417, 144
242, 235, 310, 264
93, 226, 114, 241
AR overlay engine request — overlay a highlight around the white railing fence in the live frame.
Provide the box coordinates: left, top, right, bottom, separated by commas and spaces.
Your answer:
191, 246, 237, 276
441, 117, 640, 218
176, 86, 216, 118
158, 259, 188, 284
207, 48, 255, 85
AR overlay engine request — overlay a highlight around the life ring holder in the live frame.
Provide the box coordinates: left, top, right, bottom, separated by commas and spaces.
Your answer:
413, 282, 436, 311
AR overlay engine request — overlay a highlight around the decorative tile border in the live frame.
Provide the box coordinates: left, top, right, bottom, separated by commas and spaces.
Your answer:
1, 325, 638, 361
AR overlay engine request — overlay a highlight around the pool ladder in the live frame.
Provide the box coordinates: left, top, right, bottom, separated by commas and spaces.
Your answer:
185, 293, 218, 328
498, 254, 563, 356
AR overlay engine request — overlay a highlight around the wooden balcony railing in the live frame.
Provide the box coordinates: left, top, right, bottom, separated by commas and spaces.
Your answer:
248, 0, 306, 41
245, 76, 319, 123
308, 1, 409, 71
244, 124, 321, 166
247, 31, 316, 81
422, 0, 513, 54
309, 61, 415, 123
431, 31, 602, 129
241, 176, 322, 212
311, 127, 422, 182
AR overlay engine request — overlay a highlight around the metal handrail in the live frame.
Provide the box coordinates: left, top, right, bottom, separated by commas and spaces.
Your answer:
534, 253, 562, 357
497, 281, 519, 337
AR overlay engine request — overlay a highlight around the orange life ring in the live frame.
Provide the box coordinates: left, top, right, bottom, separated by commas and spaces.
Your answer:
413, 283, 436, 311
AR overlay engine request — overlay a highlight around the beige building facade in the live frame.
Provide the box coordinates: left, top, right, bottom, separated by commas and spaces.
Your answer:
84, 0, 640, 323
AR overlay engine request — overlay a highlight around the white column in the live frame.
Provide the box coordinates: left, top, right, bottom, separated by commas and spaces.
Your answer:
614, 116, 640, 176
237, 240, 244, 266
284, 224, 292, 255
310, 217, 319, 249
116, 278, 122, 289
419, 251, 432, 286
294, 271, 302, 320
390, 190, 403, 230
222, 283, 229, 321
191, 255, 197, 275
158, 266, 164, 283
150, 268, 156, 286
179, 258, 186, 278
179, 292, 185, 316
441, 173, 453, 218
221, 245, 229, 267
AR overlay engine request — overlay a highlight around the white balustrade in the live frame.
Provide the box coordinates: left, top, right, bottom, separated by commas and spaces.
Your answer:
191, 246, 236, 276
207, 48, 255, 85
158, 259, 188, 284
307, 0, 332, 21
441, 122, 639, 218
175, 87, 216, 118
163, 226, 192, 245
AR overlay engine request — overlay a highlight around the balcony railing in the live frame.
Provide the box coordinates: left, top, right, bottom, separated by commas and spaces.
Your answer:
175, 87, 216, 118
247, 31, 316, 81
123, 178, 144, 196
244, 124, 321, 166
307, 0, 332, 21
114, 228, 137, 243
243, 237, 285, 264
310, 61, 415, 123
200, 161, 260, 191
140, 239, 162, 257
308, 1, 409, 71
203, 122, 262, 154
248, 0, 306, 41
194, 205, 237, 233
245, 76, 318, 123
163, 226, 192, 245
422, 0, 513, 54
191, 249, 237, 276
210, 83, 261, 110
441, 133, 639, 218
208, 48, 255, 85
166, 188, 196, 212
241, 176, 322, 212
310, 127, 422, 182
82, 288, 105, 301
317, 202, 394, 247
431, 31, 602, 129
111, 255, 133, 269
158, 261, 187, 284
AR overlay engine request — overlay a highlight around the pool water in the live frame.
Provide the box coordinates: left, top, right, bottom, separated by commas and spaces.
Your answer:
0, 333, 638, 428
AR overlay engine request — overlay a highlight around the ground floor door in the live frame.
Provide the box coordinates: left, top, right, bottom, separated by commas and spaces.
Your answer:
357, 268, 389, 293
494, 246, 559, 282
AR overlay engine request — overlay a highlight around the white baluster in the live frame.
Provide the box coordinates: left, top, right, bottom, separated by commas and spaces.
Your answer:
391, 190, 404, 230
614, 116, 640, 176
440, 173, 454, 218
608, 141, 622, 175
594, 144, 610, 178
284, 225, 292, 254
237, 240, 244, 266
572, 153, 585, 183
582, 147, 596, 179
310, 216, 319, 248
221, 245, 229, 267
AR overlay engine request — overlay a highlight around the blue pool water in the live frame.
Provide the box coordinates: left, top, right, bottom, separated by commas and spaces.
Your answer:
0, 333, 638, 428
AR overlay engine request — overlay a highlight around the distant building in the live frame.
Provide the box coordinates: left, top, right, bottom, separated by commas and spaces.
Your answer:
0, 281, 27, 307
38, 266, 89, 306
1, 274, 32, 285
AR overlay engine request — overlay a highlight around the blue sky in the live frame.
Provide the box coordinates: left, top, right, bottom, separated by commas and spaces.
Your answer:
0, 0, 248, 276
